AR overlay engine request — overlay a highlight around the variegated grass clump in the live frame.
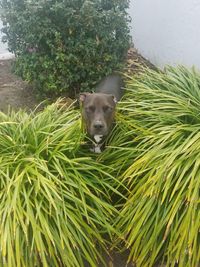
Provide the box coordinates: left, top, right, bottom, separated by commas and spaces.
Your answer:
112, 66, 200, 267
0, 102, 118, 267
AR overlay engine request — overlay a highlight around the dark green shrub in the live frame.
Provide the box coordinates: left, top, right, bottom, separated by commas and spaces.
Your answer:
0, 0, 131, 95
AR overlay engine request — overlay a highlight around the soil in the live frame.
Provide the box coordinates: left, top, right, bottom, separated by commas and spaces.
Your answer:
0, 60, 39, 113
0, 49, 163, 267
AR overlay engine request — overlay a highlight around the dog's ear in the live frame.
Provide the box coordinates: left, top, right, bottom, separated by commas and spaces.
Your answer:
79, 93, 91, 103
111, 95, 117, 104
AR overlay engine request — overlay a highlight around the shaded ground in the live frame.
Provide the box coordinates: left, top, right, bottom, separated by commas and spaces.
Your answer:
0, 60, 39, 112
125, 47, 157, 74
0, 49, 163, 267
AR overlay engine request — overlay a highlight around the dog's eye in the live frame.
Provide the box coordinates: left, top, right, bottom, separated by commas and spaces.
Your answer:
103, 106, 113, 112
86, 106, 95, 112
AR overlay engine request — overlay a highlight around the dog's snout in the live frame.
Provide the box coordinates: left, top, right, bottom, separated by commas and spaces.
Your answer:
94, 121, 104, 129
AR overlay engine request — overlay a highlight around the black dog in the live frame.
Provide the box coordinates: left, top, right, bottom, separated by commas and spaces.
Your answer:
80, 74, 123, 153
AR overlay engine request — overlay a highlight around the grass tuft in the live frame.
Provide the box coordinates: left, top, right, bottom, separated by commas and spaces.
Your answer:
112, 66, 200, 267
0, 101, 119, 267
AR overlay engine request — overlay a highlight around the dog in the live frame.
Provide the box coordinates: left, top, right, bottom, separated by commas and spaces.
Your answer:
80, 74, 123, 153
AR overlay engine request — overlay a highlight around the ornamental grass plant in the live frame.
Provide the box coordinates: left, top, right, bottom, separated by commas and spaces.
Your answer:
0, 102, 119, 267
112, 66, 200, 267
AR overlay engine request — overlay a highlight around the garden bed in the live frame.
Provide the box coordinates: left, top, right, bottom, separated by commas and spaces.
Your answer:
0, 50, 167, 267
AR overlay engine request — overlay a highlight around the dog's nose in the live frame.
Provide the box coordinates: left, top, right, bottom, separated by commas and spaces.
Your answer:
94, 122, 104, 129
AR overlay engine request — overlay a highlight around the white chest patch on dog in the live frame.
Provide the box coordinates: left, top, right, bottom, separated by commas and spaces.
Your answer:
94, 146, 101, 153
94, 135, 103, 143
90, 145, 102, 153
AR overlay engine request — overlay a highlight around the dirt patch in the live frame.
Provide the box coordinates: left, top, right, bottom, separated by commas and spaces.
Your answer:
125, 47, 157, 75
0, 60, 40, 112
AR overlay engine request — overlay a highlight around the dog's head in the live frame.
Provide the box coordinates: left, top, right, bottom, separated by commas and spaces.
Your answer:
79, 93, 117, 137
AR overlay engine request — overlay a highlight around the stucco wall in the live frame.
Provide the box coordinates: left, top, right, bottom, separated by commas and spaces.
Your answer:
129, 0, 200, 68
0, 21, 7, 53
0, 20, 13, 59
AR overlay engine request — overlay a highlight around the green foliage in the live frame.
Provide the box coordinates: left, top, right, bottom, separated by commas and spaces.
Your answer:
0, 0, 130, 95
0, 101, 119, 267
111, 66, 200, 267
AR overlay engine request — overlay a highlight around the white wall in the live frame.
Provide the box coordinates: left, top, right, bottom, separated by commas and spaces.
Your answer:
129, 0, 200, 68
0, 21, 7, 53
0, 21, 13, 59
